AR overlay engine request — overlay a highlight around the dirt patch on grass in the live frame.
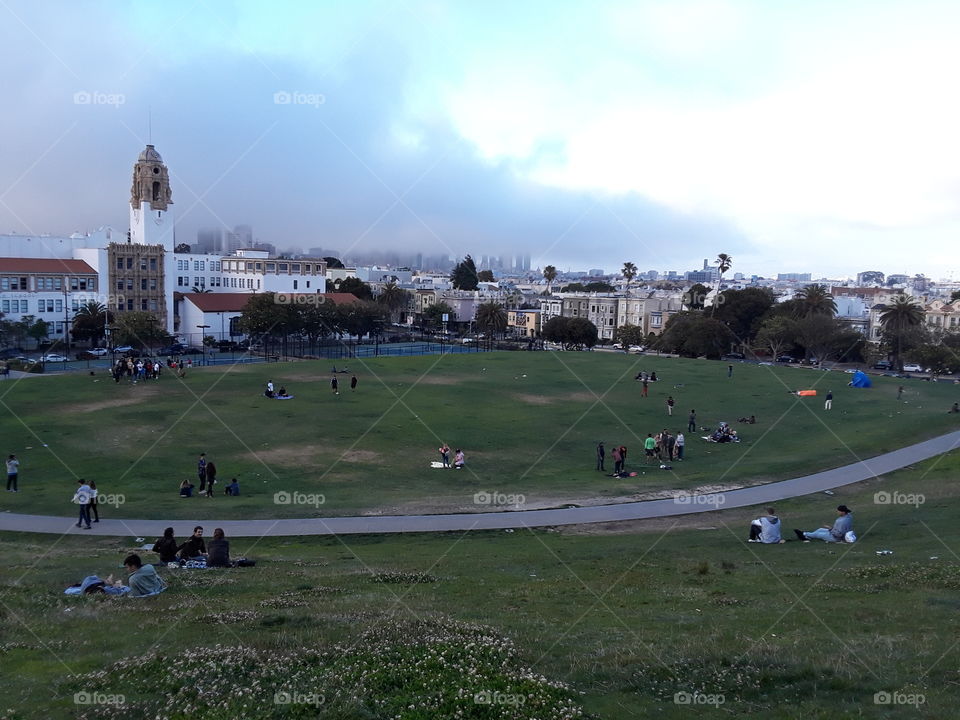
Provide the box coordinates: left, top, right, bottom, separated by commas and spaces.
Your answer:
569, 391, 599, 403
340, 449, 382, 463
244, 445, 382, 466
64, 389, 160, 414
513, 393, 553, 405
414, 375, 459, 386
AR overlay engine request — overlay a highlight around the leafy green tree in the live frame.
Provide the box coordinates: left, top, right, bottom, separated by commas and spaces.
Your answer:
880, 294, 926, 370
711, 253, 733, 315
795, 315, 850, 363
376, 283, 411, 322
336, 301, 385, 338
658, 312, 733, 358
71, 301, 114, 345
111, 312, 170, 347
323, 256, 345, 269
614, 324, 646, 347
450, 255, 479, 290
755, 316, 797, 359
682, 283, 711, 310
424, 301, 455, 328
542, 316, 598, 349
237, 293, 298, 338
27, 318, 50, 348
336, 277, 373, 301
477, 269, 495, 282
713, 288, 775, 343
910, 343, 959, 375
561, 281, 615, 293
475, 301, 507, 339
951, 289, 960, 303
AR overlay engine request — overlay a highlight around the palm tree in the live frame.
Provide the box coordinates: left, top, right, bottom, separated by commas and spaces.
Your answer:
191, 286, 212, 294
377, 282, 411, 322
475, 301, 508, 342
880, 294, 925, 370
543, 265, 557, 293
72, 300, 113, 346
710, 253, 733, 315
795, 284, 837, 317
622, 261, 637, 288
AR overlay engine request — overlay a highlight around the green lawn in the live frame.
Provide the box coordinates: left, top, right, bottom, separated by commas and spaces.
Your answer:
0, 452, 957, 718
0, 353, 958, 519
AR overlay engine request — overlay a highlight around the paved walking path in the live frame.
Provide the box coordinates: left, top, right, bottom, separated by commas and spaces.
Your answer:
2, 430, 958, 537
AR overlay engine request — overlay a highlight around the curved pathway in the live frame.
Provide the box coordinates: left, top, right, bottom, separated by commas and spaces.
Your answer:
2, 430, 959, 537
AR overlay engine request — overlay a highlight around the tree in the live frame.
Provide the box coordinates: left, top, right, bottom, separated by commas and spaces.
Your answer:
450, 255, 479, 290
236, 293, 297, 338
682, 283, 711, 310
543, 265, 557, 292
713, 288, 775, 344
475, 301, 507, 339
27, 318, 50, 348
755, 316, 797, 359
614, 324, 646, 347
542, 316, 597, 349
376, 282, 411, 322
336, 277, 373, 301
951, 289, 960, 303
795, 315, 850, 364
879, 294, 925, 370
191, 286, 212, 294
424, 301, 454, 329
561, 281, 615, 293
477, 270, 495, 283
335, 301, 385, 339
174, 243, 191, 253
323, 256, 345, 269
859, 271, 885, 286
622, 262, 637, 286
658, 312, 733, 358
795, 284, 837, 317
111, 312, 170, 347
712, 253, 733, 316
72, 301, 114, 346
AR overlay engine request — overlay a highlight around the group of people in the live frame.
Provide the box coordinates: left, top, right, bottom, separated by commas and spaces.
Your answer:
633, 370, 659, 398
112, 357, 164, 384
152, 525, 235, 567
179, 476, 238, 497
71, 478, 103, 528
596, 432, 687, 475
747, 505, 855, 545
330, 374, 358, 395
181, 453, 238, 497
437, 443, 466, 469
264, 381, 291, 399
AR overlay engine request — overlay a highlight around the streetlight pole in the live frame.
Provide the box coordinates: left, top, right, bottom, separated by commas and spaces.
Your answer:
197, 324, 210, 365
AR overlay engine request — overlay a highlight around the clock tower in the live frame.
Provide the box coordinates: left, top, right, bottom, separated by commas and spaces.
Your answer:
129, 144, 174, 250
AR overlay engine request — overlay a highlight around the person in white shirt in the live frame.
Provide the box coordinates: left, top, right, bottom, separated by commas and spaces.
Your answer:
72, 479, 93, 529
6, 454, 19, 492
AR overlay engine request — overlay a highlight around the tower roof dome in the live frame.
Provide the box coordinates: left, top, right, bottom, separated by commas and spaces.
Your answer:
138, 144, 163, 163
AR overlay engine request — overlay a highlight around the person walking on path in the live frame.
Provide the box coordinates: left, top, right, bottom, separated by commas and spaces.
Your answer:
824, 391, 833, 410
197, 453, 207, 493
72, 479, 93, 529
675, 432, 685, 460
205, 460, 218, 497
88, 480, 100, 523
666, 396, 675, 416
596, 441, 605, 471
641, 379, 649, 398
688, 410, 697, 433
6, 454, 19, 492
331, 376, 339, 395
350, 375, 358, 391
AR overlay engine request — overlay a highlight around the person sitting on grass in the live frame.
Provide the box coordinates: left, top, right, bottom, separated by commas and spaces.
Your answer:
950, 402, 959, 414
124, 554, 166, 597
152, 527, 179, 564
794, 505, 853, 543
265, 381, 275, 399
224, 478, 239, 496
748, 507, 784, 543
454, 449, 466, 469
277, 385, 288, 398
177, 526, 207, 561
207, 528, 231, 568
179, 479, 194, 498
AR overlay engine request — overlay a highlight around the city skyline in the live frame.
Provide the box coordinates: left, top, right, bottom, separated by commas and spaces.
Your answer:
1, 1, 958, 280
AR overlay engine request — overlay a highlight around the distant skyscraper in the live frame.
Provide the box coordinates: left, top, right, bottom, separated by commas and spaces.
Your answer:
196, 227, 223, 253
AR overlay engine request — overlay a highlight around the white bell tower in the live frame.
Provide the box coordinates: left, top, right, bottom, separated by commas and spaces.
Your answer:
129, 144, 174, 250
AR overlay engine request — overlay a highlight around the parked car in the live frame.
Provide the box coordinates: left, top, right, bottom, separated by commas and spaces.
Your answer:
76, 351, 99, 360
902, 363, 923, 373
86, 347, 109, 356
776, 355, 798, 363
628, 345, 645, 353
180, 346, 204, 355
158, 344, 187, 355
462, 338, 476, 344
112, 345, 134, 353
612, 343, 624, 350
723, 352, 746, 360
40, 353, 68, 362
873, 360, 892, 370
0, 347, 25, 360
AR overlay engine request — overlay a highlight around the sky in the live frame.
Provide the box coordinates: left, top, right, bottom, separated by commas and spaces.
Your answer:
1, 0, 959, 279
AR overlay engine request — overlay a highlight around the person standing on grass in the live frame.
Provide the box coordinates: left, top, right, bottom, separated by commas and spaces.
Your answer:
641, 378, 649, 398
351, 375, 358, 391
197, 453, 207, 493
824, 391, 833, 410
666, 396, 675, 416
688, 410, 697, 433
675, 432, 685, 460
205, 460, 218, 497
665, 431, 676, 462
618, 445, 628, 472
611, 445, 622, 474
728, 364, 734, 378
6, 454, 19, 492
331, 376, 339, 395
73, 479, 93, 529
644, 434, 656, 464
438, 443, 450, 468
596, 441, 605, 472
897, 385, 904, 401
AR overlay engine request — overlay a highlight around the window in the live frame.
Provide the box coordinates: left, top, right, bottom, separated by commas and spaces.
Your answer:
141, 299, 148, 310
53, 277, 62, 290
139, 258, 147, 270
116, 280, 125, 291
149, 258, 157, 271
278, 263, 288, 271
71, 299, 79, 311
246, 262, 254, 271
126, 279, 133, 290
256, 279, 260, 289
1, 300, 8, 313
126, 258, 133, 269
200, 261, 206, 271
141, 278, 148, 291
266, 263, 275, 271
291, 264, 300, 272
255, 262, 262, 271
127, 299, 134, 311
194, 261, 200, 271
306, 281, 310, 289
116, 258, 124, 269
149, 300, 157, 311
293, 280, 298, 290
194, 277, 201, 287
150, 279, 157, 290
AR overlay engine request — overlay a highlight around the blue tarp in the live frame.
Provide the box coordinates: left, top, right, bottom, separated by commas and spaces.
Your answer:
850, 370, 872, 388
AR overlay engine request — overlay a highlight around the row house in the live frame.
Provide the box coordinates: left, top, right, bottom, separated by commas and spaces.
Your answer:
924, 299, 960, 333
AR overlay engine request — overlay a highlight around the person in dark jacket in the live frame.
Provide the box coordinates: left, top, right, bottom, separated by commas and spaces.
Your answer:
205, 460, 217, 497
152, 527, 179, 563
177, 526, 207, 561
207, 528, 231, 568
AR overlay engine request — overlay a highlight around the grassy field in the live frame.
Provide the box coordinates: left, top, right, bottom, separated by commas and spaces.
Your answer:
0, 352, 958, 520
0, 450, 957, 719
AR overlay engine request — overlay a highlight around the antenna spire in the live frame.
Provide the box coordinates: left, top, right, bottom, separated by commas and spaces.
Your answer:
148, 107, 152, 144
